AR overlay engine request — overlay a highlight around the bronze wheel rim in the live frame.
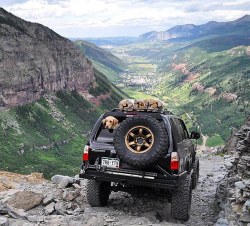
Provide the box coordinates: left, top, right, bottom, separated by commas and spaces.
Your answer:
125, 126, 154, 153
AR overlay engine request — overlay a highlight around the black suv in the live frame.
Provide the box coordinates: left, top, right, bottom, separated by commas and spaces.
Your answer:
79, 109, 200, 221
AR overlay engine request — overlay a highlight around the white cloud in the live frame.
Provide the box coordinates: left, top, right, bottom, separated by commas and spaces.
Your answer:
3, 0, 250, 37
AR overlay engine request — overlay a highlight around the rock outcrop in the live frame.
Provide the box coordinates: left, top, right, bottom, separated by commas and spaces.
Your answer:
0, 8, 94, 108
216, 115, 250, 225
0, 172, 86, 225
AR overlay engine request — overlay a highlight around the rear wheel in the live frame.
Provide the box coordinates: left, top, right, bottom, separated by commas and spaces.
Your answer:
191, 157, 199, 189
86, 180, 111, 207
171, 174, 192, 221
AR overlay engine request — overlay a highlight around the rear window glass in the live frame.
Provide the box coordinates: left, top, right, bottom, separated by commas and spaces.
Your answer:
95, 128, 115, 143
170, 118, 186, 143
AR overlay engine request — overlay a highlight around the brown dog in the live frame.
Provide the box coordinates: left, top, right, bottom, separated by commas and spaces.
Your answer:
102, 116, 119, 129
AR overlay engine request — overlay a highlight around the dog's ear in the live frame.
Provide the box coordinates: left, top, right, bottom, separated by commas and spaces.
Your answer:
111, 117, 118, 127
114, 118, 119, 125
102, 118, 106, 125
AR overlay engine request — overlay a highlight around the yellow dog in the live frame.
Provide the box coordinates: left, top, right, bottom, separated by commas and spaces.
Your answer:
102, 116, 119, 129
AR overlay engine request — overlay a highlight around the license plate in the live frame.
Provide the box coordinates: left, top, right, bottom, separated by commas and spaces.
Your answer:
101, 157, 120, 168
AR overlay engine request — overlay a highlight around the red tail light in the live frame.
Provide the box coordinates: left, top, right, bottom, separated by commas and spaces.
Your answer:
170, 152, 179, 171
82, 145, 90, 161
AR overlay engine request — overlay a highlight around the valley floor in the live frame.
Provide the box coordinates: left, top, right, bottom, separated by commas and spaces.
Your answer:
0, 151, 226, 226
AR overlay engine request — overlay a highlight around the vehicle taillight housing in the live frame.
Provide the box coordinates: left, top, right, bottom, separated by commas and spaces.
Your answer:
82, 145, 90, 161
170, 152, 179, 171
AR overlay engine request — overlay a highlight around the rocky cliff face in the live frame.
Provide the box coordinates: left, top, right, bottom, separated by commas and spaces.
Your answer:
216, 115, 250, 225
0, 8, 94, 108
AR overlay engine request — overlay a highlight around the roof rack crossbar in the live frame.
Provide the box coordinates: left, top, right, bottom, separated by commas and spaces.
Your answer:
110, 108, 173, 115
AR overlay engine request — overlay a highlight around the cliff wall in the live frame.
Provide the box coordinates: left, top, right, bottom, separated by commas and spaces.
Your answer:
0, 8, 94, 108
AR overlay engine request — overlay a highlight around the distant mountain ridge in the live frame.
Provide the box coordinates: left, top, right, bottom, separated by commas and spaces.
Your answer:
82, 37, 137, 46
139, 15, 250, 41
74, 40, 126, 82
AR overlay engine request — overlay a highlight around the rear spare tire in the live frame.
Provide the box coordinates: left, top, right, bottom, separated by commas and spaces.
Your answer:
114, 115, 169, 167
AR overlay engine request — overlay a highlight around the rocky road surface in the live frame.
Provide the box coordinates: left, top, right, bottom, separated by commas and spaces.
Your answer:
0, 152, 225, 226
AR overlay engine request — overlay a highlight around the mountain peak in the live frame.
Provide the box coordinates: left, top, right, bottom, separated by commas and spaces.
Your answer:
205, 21, 219, 25
167, 24, 197, 32
0, 7, 13, 17
236, 14, 250, 22
0, 7, 9, 17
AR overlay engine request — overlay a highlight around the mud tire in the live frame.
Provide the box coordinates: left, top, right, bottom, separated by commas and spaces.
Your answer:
114, 116, 169, 167
171, 174, 192, 221
86, 180, 111, 207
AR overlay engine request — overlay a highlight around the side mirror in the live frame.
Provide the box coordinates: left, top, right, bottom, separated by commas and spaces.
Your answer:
190, 131, 200, 139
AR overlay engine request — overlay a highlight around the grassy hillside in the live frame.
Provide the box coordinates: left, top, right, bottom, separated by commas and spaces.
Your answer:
75, 40, 126, 83
0, 70, 126, 178
155, 43, 250, 144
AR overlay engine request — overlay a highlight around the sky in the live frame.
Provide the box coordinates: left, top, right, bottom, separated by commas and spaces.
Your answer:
2, 0, 250, 38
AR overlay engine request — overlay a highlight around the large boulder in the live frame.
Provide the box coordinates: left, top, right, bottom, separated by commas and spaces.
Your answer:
51, 175, 80, 189
6, 191, 44, 211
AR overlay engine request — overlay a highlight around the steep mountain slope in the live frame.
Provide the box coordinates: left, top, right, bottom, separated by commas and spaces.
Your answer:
153, 39, 250, 145
140, 24, 202, 41
0, 71, 124, 178
0, 8, 125, 177
0, 8, 94, 108
139, 15, 250, 41
75, 40, 126, 82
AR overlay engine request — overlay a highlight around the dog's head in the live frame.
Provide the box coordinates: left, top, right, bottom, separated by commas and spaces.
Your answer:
102, 116, 119, 129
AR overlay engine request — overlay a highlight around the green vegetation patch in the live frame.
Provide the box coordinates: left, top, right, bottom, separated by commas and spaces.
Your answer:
0, 69, 126, 178
206, 134, 225, 147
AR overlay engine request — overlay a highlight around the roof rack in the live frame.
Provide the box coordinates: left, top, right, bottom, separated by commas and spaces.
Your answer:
110, 108, 173, 115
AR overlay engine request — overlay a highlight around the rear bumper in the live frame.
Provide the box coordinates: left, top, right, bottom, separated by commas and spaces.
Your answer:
79, 164, 187, 190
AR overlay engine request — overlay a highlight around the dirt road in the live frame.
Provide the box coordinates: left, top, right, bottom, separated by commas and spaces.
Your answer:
79, 153, 225, 225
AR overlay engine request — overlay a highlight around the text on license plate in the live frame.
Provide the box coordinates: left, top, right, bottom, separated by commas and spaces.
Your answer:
101, 158, 120, 168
